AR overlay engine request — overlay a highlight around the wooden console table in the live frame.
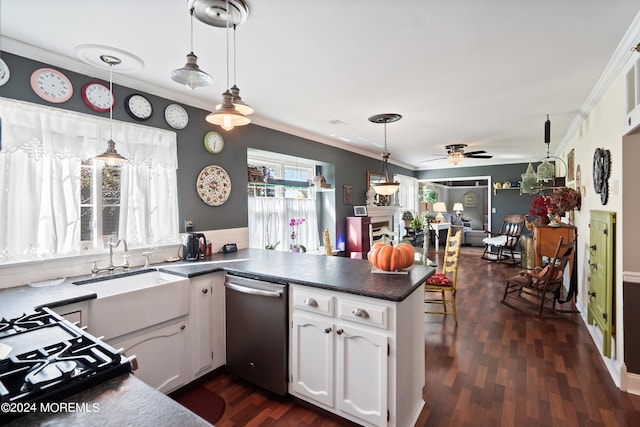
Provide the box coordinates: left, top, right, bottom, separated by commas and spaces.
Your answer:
532, 223, 577, 271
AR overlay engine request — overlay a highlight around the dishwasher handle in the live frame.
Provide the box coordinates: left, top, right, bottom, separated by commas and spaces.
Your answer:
225, 281, 283, 298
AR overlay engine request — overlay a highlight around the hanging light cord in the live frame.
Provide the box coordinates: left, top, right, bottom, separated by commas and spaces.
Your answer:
225, 0, 230, 90
189, 7, 195, 53
233, 24, 237, 86
109, 63, 113, 141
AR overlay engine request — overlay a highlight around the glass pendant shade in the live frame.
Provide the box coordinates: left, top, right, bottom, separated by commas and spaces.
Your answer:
94, 55, 126, 164
207, 90, 250, 131
372, 182, 400, 196
536, 158, 555, 182
229, 84, 253, 115
171, 52, 213, 90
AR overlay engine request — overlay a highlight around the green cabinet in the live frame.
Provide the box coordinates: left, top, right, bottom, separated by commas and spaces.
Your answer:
588, 210, 615, 358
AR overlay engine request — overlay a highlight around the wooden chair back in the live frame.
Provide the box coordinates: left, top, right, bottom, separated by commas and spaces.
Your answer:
498, 214, 526, 248
441, 228, 463, 288
534, 236, 576, 292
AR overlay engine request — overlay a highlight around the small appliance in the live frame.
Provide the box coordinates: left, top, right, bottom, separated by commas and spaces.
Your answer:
182, 233, 207, 261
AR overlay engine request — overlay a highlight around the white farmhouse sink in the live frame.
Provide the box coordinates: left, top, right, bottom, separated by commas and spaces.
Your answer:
74, 269, 190, 341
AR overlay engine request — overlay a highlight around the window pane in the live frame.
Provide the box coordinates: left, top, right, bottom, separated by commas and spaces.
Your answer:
102, 165, 121, 205
81, 207, 93, 242
102, 206, 120, 236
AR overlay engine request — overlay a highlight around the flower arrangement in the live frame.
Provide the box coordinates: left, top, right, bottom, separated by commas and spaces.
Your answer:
289, 218, 306, 252
529, 195, 553, 216
549, 187, 581, 214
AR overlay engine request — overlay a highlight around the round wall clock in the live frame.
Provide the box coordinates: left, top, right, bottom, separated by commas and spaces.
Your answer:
165, 104, 189, 129
0, 58, 10, 86
30, 68, 73, 103
81, 81, 114, 112
204, 131, 224, 154
196, 165, 232, 206
125, 94, 153, 121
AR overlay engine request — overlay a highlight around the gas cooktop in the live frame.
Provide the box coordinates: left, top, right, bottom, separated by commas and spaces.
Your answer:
0, 307, 135, 424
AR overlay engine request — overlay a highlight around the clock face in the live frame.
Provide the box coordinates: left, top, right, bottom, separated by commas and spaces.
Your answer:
125, 94, 153, 121
30, 68, 73, 103
204, 131, 224, 154
81, 82, 114, 112
0, 58, 10, 86
164, 104, 189, 129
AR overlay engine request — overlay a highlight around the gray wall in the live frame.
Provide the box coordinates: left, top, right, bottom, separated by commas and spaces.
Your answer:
0, 52, 412, 250
418, 163, 536, 233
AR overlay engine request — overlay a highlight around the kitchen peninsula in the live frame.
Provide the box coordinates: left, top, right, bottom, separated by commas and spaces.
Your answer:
0, 249, 433, 427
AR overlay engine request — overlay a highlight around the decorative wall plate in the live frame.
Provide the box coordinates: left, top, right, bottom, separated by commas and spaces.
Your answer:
196, 165, 231, 206
30, 68, 73, 103
0, 58, 10, 86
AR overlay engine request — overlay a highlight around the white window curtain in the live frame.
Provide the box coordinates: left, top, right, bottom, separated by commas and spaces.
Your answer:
248, 197, 319, 252
395, 174, 419, 215
0, 98, 179, 263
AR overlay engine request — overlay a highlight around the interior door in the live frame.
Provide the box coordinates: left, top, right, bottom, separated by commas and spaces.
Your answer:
588, 210, 615, 357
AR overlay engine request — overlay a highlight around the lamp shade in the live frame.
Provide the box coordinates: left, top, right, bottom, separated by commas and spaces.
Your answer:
453, 202, 464, 213
207, 90, 250, 131
432, 202, 447, 213
372, 182, 400, 196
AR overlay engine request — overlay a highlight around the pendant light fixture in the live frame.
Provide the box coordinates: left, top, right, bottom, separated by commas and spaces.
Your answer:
536, 115, 555, 183
206, 0, 250, 131
95, 55, 127, 164
229, 24, 253, 115
368, 113, 402, 196
171, 6, 213, 90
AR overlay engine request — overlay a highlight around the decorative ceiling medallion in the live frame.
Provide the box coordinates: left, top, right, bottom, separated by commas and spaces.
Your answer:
75, 45, 144, 73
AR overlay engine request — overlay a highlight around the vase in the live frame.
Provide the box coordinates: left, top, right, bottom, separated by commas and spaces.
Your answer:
537, 215, 550, 225
291, 246, 301, 253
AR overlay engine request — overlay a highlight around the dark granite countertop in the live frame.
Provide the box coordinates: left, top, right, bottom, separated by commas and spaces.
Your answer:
0, 248, 434, 426
5, 374, 212, 427
160, 248, 435, 302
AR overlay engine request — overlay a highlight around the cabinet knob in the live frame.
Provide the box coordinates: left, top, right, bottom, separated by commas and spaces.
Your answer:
303, 298, 318, 307
352, 308, 369, 319
324, 327, 332, 334
202, 288, 209, 294
336, 329, 344, 335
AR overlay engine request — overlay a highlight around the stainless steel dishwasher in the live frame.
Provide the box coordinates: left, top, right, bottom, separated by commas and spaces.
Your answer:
224, 273, 288, 396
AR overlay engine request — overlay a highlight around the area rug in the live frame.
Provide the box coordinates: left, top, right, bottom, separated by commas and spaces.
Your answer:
173, 385, 226, 424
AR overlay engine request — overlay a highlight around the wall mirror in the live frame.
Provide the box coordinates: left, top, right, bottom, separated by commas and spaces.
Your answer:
367, 171, 384, 190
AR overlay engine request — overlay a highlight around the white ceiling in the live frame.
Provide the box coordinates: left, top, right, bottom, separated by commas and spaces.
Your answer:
2, 1, 640, 170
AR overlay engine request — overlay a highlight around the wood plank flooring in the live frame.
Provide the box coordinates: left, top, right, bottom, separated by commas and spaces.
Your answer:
196, 250, 640, 426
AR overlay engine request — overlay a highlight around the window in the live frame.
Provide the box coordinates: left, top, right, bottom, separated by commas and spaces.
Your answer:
0, 98, 179, 264
80, 161, 122, 245
247, 150, 321, 251
395, 174, 419, 215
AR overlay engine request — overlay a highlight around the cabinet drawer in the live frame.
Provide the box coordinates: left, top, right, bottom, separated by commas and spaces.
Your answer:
292, 288, 334, 316
338, 298, 388, 329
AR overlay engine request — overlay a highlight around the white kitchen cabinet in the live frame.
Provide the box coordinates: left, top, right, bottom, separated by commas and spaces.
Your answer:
290, 284, 423, 427
109, 319, 187, 394
188, 271, 225, 380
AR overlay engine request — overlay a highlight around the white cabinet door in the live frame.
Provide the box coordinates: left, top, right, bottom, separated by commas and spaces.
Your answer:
291, 313, 334, 407
191, 276, 213, 377
335, 323, 388, 427
109, 320, 187, 394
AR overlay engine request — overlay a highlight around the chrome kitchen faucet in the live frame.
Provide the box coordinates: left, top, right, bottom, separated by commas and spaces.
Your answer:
91, 238, 129, 275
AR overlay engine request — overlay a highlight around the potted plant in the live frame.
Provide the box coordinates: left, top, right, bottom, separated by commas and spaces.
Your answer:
289, 218, 307, 253
409, 217, 424, 232
402, 211, 414, 229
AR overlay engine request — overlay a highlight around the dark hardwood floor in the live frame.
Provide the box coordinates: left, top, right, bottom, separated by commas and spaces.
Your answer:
197, 249, 640, 426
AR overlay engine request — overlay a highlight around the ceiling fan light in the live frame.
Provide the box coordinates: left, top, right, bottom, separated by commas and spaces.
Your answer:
448, 152, 465, 165
171, 52, 213, 89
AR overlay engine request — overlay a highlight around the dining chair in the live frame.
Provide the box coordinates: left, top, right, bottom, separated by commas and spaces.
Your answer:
424, 228, 463, 324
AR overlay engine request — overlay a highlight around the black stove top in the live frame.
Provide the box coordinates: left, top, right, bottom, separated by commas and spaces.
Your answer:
0, 307, 134, 424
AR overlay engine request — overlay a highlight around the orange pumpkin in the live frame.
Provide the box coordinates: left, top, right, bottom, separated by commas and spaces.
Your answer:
367, 242, 415, 271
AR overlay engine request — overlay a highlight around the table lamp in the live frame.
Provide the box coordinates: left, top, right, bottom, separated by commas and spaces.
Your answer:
453, 202, 464, 217
432, 202, 447, 223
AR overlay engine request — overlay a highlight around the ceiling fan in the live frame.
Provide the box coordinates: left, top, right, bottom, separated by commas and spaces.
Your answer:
421, 144, 493, 165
